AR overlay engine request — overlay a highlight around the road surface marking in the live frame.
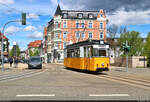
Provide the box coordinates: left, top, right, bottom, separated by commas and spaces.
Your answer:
89, 94, 129, 97
0, 71, 44, 82
16, 94, 55, 97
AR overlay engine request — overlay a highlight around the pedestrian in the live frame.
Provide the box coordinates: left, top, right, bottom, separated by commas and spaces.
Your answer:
14, 57, 19, 68
8, 57, 13, 67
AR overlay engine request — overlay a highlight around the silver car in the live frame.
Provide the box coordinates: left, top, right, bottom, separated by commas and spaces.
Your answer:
28, 56, 42, 69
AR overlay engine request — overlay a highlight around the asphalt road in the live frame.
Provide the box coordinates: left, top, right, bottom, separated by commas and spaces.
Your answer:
0, 64, 150, 101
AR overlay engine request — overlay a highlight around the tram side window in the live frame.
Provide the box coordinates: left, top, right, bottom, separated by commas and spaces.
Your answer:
74, 48, 80, 57
84, 47, 86, 57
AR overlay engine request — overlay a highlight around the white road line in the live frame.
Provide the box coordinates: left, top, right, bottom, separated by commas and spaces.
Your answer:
89, 94, 129, 97
16, 94, 55, 97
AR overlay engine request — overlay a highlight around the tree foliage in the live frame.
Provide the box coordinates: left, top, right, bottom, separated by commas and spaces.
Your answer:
119, 31, 144, 56
29, 49, 40, 56
143, 32, 150, 66
9, 45, 20, 57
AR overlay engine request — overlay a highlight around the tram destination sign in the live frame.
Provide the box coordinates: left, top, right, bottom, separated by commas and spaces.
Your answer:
93, 45, 109, 49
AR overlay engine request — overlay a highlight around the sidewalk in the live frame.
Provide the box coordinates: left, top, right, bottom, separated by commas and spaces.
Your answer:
0, 63, 28, 71
109, 66, 150, 77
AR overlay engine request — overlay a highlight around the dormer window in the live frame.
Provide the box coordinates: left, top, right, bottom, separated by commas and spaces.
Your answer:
63, 13, 68, 18
88, 14, 93, 18
78, 13, 83, 18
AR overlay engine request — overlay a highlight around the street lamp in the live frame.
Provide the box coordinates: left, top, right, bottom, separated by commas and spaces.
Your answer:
13, 42, 17, 57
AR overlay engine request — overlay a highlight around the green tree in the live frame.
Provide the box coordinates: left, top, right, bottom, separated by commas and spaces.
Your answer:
29, 49, 34, 56
9, 45, 21, 57
143, 32, 150, 66
29, 49, 40, 56
33, 49, 39, 56
119, 31, 144, 56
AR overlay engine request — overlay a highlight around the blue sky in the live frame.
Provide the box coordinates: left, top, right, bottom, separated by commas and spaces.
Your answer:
0, 0, 150, 50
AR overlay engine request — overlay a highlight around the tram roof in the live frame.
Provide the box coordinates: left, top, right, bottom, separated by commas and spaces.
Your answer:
66, 39, 109, 49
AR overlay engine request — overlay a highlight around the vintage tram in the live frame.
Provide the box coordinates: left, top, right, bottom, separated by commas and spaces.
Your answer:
64, 39, 110, 72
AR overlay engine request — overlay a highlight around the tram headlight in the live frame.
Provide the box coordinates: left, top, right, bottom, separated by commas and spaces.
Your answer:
102, 63, 104, 66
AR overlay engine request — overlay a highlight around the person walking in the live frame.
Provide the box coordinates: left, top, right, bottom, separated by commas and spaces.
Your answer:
14, 57, 19, 68
9, 57, 13, 67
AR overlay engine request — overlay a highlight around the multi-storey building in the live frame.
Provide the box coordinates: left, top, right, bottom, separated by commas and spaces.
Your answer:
47, 4, 108, 63
27, 40, 42, 58
0, 32, 9, 59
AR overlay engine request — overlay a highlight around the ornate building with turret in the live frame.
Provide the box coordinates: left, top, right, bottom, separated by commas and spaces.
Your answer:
46, 4, 108, 63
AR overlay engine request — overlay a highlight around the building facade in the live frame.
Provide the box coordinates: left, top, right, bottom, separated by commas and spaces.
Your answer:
47, 5, 108, 63
27, 40, 42, 58
0, 32, 9, 59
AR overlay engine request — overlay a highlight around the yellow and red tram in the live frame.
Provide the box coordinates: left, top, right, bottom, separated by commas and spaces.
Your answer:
64, 39, 110, 72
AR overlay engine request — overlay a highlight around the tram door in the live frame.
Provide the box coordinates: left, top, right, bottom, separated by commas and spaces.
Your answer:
84, 46, 91, 70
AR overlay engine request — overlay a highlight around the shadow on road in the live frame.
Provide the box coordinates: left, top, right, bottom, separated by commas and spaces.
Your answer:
64, 67, 107, 75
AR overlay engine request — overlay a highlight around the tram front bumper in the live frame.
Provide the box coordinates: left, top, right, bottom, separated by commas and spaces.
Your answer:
96, 68, 109, 72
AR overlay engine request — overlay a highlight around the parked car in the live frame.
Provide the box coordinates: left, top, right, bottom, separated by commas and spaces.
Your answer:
28, 56, 42, 69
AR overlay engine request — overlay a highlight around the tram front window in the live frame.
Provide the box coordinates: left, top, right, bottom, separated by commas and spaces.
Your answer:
92, 48, 106, 57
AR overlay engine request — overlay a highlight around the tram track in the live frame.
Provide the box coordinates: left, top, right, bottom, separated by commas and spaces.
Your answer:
0, 69, 46, 82
96, 74, 150, 90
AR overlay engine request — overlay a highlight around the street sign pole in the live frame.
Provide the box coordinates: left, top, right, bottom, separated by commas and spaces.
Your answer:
126, 51, 128, 72
126, 40, 128, 72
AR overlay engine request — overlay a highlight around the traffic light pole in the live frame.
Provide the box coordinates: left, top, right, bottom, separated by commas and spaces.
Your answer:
126, 40, 128, 72
126, 51, 128, 72
1, 20, 21, 72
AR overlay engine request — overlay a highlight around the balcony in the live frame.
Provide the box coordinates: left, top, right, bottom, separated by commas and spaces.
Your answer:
47, 42, 52, 45
53, 38, 62, 42
54, 27, 61, 32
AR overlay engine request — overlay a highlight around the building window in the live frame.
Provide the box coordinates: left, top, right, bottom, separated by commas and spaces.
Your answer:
55, 21, 58, 28
76, 32, 80, 39
78, 13, 83, 18
88, 22, 92, 28
89, 14, 93, 18
81, 23, 85, 28
76, 22, 80, 28
63, 13, 68, 18
100, 32, 103, 39
89, 32, 92, 39
100, 14, 103, 17
63, 21, 67, 28
64, 42, 66, 48
56, 33, 59, 39
63, 32, 67, 38
100, 22, 103, 29
81, 32, 85, 39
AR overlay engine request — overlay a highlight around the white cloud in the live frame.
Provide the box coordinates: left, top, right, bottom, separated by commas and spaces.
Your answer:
0, 0, 14, 5
27, 31, 43, 39
27, 13, 40, 20
5, 26, 21, 35
107, 7, 150, 25
24, 25, 37, 32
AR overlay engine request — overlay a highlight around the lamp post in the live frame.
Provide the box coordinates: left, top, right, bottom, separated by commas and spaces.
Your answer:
13, 42, 17, 57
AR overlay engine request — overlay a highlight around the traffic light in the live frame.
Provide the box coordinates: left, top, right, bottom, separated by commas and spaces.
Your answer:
125, 45, 131, 52
3, 44, 5, 51
122, 43, 126, 50
122, 42, 131, 53
22, 13, 26, 25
